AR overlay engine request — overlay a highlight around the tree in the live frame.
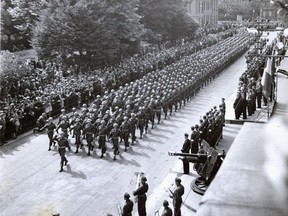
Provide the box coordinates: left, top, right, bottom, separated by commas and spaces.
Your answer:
138, 0, 199, 43
1, 0, 46, 51
32, 0, 144, 69
1, 0, 20, 50
271, 0, 288, 27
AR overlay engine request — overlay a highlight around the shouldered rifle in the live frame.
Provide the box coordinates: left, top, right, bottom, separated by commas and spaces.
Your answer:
116, 202, 122, 216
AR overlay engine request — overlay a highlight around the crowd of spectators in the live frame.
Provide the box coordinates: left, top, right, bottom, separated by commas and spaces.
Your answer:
0, 25, 254, 145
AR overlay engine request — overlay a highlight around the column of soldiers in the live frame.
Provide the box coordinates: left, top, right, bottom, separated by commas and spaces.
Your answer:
182, 100, 226, 154
41, 31, 251, 171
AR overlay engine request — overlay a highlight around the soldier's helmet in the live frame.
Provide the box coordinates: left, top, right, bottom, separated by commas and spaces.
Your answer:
100, 120, 106, 124
72, 107, 76, 111
191, 126, 195, 130
48, 117, 53, 121
195, 124, 199, 129
124, 193, 130, 199
131, 113, 135, 117
61, 109, 65, 113
163, 200, 169, 207
124, 116, 128, 121
113, 123, 118, 128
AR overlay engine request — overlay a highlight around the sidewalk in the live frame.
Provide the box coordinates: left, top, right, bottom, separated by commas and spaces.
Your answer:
196, 53, 288, 216
144, 123, 242, 216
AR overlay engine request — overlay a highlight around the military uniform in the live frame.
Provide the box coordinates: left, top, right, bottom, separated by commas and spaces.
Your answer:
133, 177, 149, 216
172, 178, 184, 216
120, 118, 131, 151
109, 124, 121, 160
83, 121, 95, 156
122, 197, 133, 216
70, 120, 83, 153
98, 121, 107, 158
57, 135, 71, 172
45, 120, 56, 151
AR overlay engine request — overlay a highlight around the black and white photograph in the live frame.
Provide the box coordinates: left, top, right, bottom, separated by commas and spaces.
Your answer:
1, 0, 288, 215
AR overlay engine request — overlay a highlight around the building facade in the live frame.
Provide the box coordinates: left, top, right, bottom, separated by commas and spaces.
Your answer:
185, 0, 218, 26
259, 0, 277, 20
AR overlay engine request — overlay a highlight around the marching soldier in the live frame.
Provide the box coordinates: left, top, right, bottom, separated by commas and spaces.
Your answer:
33, 113, 47, 133
133, 176, 149, 216
148, 100, 156, 129
56, 132, 71, 172
83, 119, 95, 156
42, 117, 56, 151
57, 109, 67, 125
137, 107, 145, 139
56, 118, 70, 138
70, 118, 83, 153
120, 117, 131, 152
109, 123, 121, 160
129, 113, 138, 145
98, 120, 107, 158
155, 98, 162, 124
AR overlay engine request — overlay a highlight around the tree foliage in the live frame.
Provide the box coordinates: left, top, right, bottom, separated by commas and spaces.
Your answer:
32, 0, 144, 69
138, 0, 199, 42
271, 0, 288, 27
1, 0, 45, 51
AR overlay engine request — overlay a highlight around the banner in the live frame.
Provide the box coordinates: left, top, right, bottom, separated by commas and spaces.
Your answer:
261, 57, 272, 98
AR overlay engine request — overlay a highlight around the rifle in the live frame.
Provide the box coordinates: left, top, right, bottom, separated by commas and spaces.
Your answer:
134, 172, 144, 203
116, 202, 122, 216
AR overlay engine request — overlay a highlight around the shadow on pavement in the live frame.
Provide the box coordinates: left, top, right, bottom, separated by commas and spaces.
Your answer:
66, 164, 87, 179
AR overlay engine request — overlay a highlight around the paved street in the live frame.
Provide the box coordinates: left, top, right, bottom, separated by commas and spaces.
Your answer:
0, 49, 252, 216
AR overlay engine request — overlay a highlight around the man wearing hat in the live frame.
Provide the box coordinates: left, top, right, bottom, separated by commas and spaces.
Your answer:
161, 200, 173, 216
181, 133, 191, 153
133, 176, 149, 216
170, 177, 184, 216
190, 126, 199, 154
122, 192, 133, 216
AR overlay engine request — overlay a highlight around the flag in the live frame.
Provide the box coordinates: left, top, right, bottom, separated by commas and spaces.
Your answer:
261, 57, 272, 98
